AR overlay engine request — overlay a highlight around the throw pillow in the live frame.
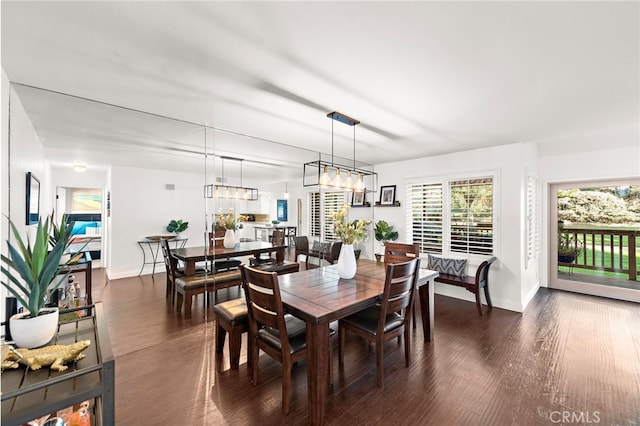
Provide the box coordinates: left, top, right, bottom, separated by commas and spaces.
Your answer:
311, 241, 329, 254
428, 254, 467, 277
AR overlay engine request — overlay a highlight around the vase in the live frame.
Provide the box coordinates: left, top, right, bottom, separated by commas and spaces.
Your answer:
336, 244, 357, 279
223, 229, 236, 248
9, 307, 59, 348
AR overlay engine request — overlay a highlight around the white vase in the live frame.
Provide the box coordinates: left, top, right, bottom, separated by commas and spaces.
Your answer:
223, 229, 236, 248
9, 307, 59, 348
336, 244, 357, 279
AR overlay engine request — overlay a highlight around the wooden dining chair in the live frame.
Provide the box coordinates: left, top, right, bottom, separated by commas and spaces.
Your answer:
209, 230, 243, 272
251, 229, 285, 266
240, 264, 308, 415
384, 242, 421, 328
338, 258, 420, 387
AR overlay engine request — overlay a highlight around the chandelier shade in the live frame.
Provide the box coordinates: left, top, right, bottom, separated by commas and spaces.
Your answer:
204, 156, 258, 201
303, 111, 377, 193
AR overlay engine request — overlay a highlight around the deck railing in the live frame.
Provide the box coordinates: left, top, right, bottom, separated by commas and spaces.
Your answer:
559, 228, 639, 281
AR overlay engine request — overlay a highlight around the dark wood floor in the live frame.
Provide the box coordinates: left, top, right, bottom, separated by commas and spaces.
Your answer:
91, 251, 640, 425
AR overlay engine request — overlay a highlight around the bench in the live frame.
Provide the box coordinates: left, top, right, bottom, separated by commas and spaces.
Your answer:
432, 256, 497, 315
176, 261, 300, 319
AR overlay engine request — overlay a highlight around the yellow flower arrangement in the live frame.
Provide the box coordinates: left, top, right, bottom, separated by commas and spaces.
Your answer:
216, 209, 248, 230
331, 204, 372, 245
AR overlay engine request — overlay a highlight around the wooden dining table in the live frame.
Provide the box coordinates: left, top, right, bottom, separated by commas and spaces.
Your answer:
171, 241, 286, 276
277, 259, 439, 425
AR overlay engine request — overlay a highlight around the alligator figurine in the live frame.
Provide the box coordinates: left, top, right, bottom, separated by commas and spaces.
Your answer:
1, 340, 91, 371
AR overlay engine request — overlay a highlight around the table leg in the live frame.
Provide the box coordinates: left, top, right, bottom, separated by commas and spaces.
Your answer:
85, 260, 92, 305
184, 260, 196, 276
419, 279, 434, 342
306, 321, 329, 425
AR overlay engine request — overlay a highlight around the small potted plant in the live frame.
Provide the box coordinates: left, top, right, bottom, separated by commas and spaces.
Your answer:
1, 214, 76, 348
558, 232, 583, 263
166, 219, 189, 235
216, 209, 248, 248
374, 220, 399, 262
331, 204, 372, 278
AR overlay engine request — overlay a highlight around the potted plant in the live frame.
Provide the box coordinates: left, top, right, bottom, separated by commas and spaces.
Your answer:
216, 209, 248, 248
1, 214, 76, 348
166, 219, 188, 235
558, 232, 583, 263
331, 204, 371, 279
374, 220, 399, 262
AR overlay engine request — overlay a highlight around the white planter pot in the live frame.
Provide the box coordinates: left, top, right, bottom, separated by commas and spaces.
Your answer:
9, 308, 59, 348
223, 229, 236, 248
336, 244, 357, 279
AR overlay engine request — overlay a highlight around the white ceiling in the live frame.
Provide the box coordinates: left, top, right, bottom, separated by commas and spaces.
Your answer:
2, 1, 638, 180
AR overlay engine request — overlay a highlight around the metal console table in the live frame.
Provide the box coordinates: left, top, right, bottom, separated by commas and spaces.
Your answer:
137, 236, 187, 276
1, 303, 114, 426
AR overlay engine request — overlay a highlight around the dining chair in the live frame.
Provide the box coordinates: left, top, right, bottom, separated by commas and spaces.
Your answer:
209, 230, 243, 272
250, 229, 285, 266
240, 264, 308, 415
383, 242, 421, 328
160, 238, 206, 303
338, 257, 420, 388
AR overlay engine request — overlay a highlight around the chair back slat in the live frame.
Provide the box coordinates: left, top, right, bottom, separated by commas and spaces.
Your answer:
378, 259, 420, 332
160, 238, 179, 278
240, 265, 290, 352
272, 229, 285, 245
384, 242, 420, 265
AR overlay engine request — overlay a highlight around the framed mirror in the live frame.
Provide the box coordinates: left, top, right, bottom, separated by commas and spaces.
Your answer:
26, 172, 40, 225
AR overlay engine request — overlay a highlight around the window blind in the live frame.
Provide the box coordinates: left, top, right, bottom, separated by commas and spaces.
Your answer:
450, 177, 493, 255
406, 182, 443, 254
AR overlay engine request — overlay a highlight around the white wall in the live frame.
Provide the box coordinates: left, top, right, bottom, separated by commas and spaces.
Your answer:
1, 80, 47, 325
538, 138, 640, 287
375, 143, 529, 312
108, 165, 208, 279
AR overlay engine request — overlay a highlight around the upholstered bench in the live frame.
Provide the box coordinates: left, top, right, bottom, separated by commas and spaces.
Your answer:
429, 255, 497, 315
175, 270, 242, 319
214, 297, 251, 371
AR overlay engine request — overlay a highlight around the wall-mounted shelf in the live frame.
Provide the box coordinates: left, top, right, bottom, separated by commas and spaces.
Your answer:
351, 202, 371, 208
374, 201, 401, 207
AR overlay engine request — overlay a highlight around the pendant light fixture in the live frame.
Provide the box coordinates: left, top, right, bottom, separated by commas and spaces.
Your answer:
284, 181, 290, 199
204, 156, 258, 201
303, 111, 376, 193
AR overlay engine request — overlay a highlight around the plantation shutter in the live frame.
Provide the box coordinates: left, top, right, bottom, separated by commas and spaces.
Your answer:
323, 191, 344, 241
449, 177, 493, 255
309, 192, 320, 237
407, 182, 443, 254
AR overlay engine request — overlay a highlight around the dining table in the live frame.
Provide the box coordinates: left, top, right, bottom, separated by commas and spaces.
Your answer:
277, 259, 439, 425
171, 241, 286, 276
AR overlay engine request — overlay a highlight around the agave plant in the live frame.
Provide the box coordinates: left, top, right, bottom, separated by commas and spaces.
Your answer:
1, 215, 74, 318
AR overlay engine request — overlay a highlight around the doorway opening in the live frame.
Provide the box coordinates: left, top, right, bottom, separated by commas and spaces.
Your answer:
549, 179, 640, 302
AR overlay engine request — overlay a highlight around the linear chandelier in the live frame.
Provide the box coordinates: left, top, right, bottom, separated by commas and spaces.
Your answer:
204, 156, 258, 201
303, 111, 377, 193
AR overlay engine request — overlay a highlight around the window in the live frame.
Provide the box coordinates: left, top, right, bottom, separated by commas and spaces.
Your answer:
407, 175, 495, 257
308, 191, 344, 241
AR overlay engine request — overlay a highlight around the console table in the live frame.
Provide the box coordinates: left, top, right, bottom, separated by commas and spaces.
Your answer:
137, 236, 187, 275
1, 303, 115, 426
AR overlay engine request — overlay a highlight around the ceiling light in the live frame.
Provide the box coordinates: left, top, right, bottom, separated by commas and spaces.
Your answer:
73, 164, 87, 172
284, 182, 290, 199
204, 156, 258, 201
303, 111, 377, 194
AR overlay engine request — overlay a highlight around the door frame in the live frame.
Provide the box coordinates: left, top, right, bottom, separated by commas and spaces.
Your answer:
548, 178, 640, 303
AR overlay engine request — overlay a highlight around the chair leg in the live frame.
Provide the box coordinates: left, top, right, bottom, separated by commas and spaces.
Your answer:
338, 323, 345, 365
404, 326, 411, 368
215, 322, 227, 353
229, 325, 242, 370
484, 284, 493, 310
474, 288, 483, 316
376, 337, 384, 388
175, 292, 183, 314
282, 358, 292, 415
184, 293, 193, 319
251, 341, 259, 386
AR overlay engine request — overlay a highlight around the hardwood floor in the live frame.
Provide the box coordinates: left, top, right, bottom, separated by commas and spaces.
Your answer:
92, 252, 640, 425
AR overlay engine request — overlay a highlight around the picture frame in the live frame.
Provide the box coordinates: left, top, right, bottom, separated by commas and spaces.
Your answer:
351, 191, 366, 207
25, 172, 40, 225
379, 185, 396, 205
277, 199, 288, 222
